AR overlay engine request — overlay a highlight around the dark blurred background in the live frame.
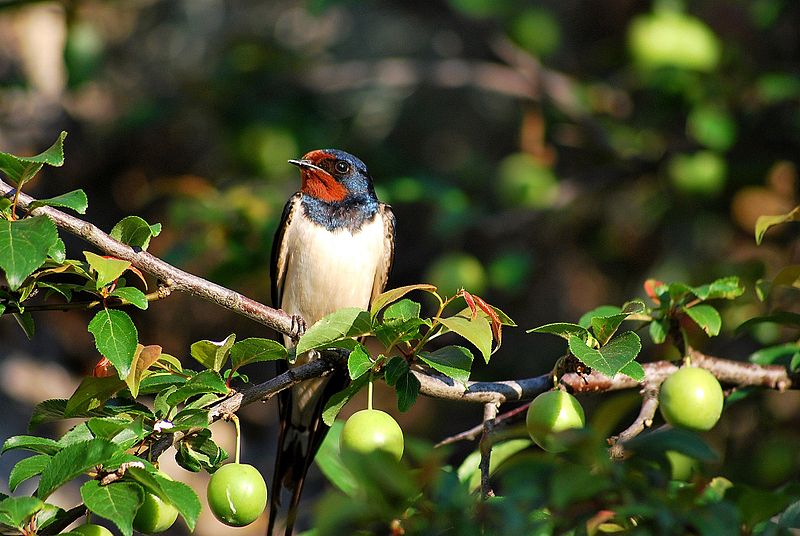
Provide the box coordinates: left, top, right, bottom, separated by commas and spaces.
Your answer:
1, 0, 799, 533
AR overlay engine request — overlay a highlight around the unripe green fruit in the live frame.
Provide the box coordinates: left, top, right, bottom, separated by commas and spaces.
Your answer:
207, 463, 268, 527
526, 390, 586, 453
133, 489, 179, 533
69, 524, 113, 536
340, 409, 404, 461
659, 367, 723, 431
666, 450, 700, 481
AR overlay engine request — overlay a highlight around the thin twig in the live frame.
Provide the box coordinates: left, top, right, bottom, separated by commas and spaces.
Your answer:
608, 387, 660, 459
436, 402, 530, 447
478, 402, 498, 499
0, 178, 295, 336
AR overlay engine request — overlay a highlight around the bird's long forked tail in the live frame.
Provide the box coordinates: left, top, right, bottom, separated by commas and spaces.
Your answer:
267, 364, 347, 536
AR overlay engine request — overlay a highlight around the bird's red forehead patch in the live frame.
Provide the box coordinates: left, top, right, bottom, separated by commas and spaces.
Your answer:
302, 149, 335, 163
297, 151, 347, 202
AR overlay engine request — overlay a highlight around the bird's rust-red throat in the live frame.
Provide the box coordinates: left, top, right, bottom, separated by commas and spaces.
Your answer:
297, 149, 348, 202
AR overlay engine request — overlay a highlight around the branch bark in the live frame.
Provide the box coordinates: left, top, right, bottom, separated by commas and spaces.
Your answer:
0, 178, 295, 336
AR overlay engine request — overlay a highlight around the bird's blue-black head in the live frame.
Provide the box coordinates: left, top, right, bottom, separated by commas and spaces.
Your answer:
289, 149, 376, 203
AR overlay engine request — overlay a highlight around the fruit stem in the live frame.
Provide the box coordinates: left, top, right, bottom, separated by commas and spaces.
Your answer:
232, 414, 241, 465
368, 379, 374, 411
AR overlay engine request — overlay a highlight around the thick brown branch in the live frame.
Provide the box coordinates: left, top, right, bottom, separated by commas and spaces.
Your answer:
479, 402, 498, 499
0, 178, 294, 336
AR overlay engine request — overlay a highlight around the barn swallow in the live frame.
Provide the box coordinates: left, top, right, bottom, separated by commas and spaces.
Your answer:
268, 149, 395, 535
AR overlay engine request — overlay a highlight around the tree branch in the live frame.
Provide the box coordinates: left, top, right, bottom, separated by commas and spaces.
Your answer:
479, 402, 498, 499
0, 178, 295, 336
608, 387, 660, 459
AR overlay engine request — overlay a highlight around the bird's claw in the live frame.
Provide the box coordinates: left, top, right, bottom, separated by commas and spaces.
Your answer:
290, 314, 307, 342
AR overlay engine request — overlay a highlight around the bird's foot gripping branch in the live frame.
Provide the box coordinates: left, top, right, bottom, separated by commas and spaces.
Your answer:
3, 132, 800, 534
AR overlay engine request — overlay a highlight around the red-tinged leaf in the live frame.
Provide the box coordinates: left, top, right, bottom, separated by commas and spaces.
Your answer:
125, 265, 147, 288
370, 284, 438, 317
461, 289, 478, 320
93, 357, 115, 378
644, 279, 664, 304
472, 294, 503, 352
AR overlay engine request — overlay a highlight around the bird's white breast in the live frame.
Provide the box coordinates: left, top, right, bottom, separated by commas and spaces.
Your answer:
280, 213, 385, 331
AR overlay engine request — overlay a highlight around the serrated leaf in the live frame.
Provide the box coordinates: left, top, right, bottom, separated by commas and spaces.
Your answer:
175, 429, 227, 472
383, 356, 409, 387
9, 454, 50, 492
395, 370, 420, 412
756, 206, 800, 244
590, 300, 646, 345
88, 309, 138, 379
0, 215, 59, 290
692, 276, 745, 301
48, 238, 66, 263
37, 438, 118, 498
29, 399, 68, 429
166, 370, 228, 406
110, 215, 162, 250
619, 360, 645, 382
383, 299, 421, 322
322, 375, 369, 426
683, 304, 722, 336
736, 311, 800, 335
84, 252, 131, 289
439, 315, 492, 364
65, 376, 125, 417
230, 338, 286, 371
457, 439, 532, 492
125, 344, 162, 398
0, 131, 66, 186
578, 305, 622, 328
418, 345, 473, 385
110, 286, 148, 310
296, 308, 373, 355
29, 189, 88, 214
347, 344, 373, 380
0, 496, 44, 530
649, 318, 669, 344
2, 436, 60, 456
370, 284, 438, 317
80, 480, 142, 536
568, 332, 642, 378
154, 474, 201, 530
528, 322, 590, 341
315, 421, 359, 496
190, 334, 236, 372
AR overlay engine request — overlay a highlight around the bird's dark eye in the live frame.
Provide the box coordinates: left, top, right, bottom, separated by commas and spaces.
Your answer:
334, 160, 350, 174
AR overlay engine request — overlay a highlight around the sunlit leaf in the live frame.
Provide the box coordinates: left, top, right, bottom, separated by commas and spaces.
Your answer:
756, 206, 800, 244
370, 284, 438, 317
683, 304, 722, 336
297, 308, 373, 355
88, 309, 138, 379
29, 189, 88, 214
418, 345, 473, 385
0, 131, 66, 187
110, 215, 162, 250
0, 216, 59, 290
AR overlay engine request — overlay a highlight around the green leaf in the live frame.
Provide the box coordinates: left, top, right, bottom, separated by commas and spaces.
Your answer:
370, 283, 438, 317
110, 286, 148, 310
37, 438, 118, 498
395, 370, 420, 412
190, 334, 236, 372
692, 276, 745, 300
84, 251, 131, 289
568, 332, 642, 378
457, 439, 532, 492
0, 131, 66, 187
48, 238, 66, 263
296, 308, 373, 355
29, 399, 69, 429
80, 480, 142, 536
110, 215, 162, 250
230, 338, 287, 371
315, 421, 359, 496
8, 454, 50, 492
418, 345, 473, 385
649, 318, 669, 344
624, 427, 718, 462
0, 215, 59, 290
125, 344, 163, 398
755, 205, 800, 244
29, 189, 88, 214
439, 315, 492, 364
683, 304, 722, 336
166, 370, 228, 406
88, 308, 139, 379
383, 299, 421, 321
383, 356, 408, 387
152, 474, 201, 531
528, 322, 590, 341
590, 300, 646, 345
0, 496, 44, 530
578, 305, 622, 328
780, 500, 800, 529
322, 375, 369, 426
749, 343, 800, 366
736, 311, 800, 335
2, 435, 60, 455
175, 429, 227, 472
347, 344, 373, 380
65, 376, 125, 417
619, 360, 645, 382
13, 311, 35, 339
